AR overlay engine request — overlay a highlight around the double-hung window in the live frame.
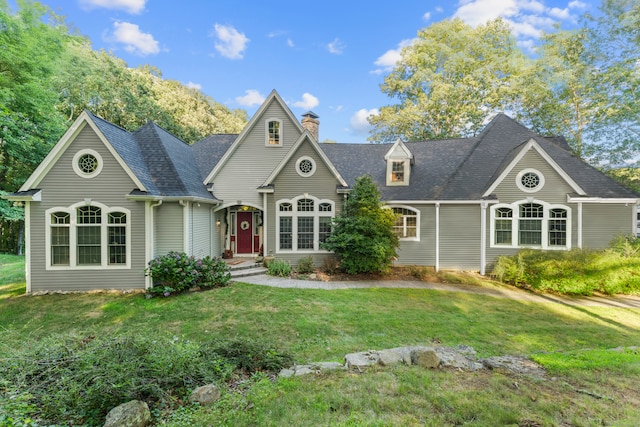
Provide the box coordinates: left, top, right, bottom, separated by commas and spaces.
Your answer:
276, 195, 334, 252
389, 206, 419, 240
490, 201, 570, 249
47, 202, 130, 269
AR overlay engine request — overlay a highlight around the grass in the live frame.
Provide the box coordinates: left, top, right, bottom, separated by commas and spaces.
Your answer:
2, 254, 640, 426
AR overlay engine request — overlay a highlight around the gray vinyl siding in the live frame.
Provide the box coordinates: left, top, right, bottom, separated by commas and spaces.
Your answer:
154, 202, 184, 255
394, 205, 436, 266
211, 102, 302, 208
29, 125, 146, 291
582, 203, 634, 248
212, 211, 224, 257
265, 141, 343, 266
493, 150, 574, 204
191, 204, 211, 258
439, 205, 481, 270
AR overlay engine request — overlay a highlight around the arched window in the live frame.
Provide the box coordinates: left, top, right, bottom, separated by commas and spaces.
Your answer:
490, 200, 570, 249
276, 195, 334, 252
266, 119, 283, 146
388, 206, 420, 240
46, 202, 130, 269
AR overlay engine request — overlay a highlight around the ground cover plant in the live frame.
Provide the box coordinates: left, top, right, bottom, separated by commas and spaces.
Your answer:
492, 234, 640, 295
1, 254, 640, 425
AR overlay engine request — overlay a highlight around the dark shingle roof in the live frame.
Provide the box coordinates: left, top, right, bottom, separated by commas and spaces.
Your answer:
191, 134, 237, 181
321, 114, 638, 201
89, 112, 216, 201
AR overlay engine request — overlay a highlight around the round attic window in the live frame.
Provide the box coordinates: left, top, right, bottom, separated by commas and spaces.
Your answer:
73, 149, 103, 178
296, 156, 316, 177
516, 168, 544, 193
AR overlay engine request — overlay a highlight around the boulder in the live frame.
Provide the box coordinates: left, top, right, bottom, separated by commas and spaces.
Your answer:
345, 351, 379, 368
480, 356, 546, 378
411, 347, 440, 369
103, 400, 150, 427
377, 348, 412, 366
189, 384, 222, 405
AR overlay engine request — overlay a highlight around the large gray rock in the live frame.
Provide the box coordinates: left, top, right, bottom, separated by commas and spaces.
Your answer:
279, 362, 345, 378
189, 384, 222, 405
377, 348, 412, 366
344, 351, 379, 368
480, 356, 546, 378
103, 400, 150, 427
411, 347, 441, 368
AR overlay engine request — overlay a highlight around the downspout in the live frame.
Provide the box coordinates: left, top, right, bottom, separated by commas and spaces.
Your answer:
480, 202, 487, 276
179, 200, 190, 254
435, 202, 440, 272
577, 202, 583, 249
24, 202, 31, 293
146, 199, 162, 289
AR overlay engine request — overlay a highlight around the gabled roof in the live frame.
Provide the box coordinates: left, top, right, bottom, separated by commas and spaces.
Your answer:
20, 111, 148, 192
19, 111, 218, 203
204, 90, 305, 184
263, 132, 347, 187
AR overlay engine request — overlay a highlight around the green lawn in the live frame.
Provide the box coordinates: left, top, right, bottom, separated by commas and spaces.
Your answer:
2, 254, 640, 426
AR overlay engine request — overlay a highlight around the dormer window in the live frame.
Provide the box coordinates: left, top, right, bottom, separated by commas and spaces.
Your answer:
385, 139, 413, 186
266, 119, 282, 146
391, 161, 405, 183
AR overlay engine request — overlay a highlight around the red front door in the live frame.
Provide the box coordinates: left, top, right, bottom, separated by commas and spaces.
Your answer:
236, 212, 253, 254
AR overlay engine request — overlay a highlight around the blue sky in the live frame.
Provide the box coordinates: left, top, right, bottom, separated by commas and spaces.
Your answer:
35, 0, 593, 143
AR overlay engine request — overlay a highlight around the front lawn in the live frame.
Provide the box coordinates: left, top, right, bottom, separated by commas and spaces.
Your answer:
1, 254, 640, 426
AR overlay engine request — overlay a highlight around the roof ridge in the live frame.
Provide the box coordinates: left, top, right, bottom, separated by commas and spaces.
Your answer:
434, 135, 485, 199
85, 110, 131, 134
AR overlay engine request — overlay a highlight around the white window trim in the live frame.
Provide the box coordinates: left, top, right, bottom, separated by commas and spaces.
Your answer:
516, 168, 545, 193
386, 159, 410, 186
295, 156, 316, 177
265, 118, 283, 147
387, 205, 420, 241
72, 149, 103, 179
275, 195, 334, 253
45, 201, 131, 270
490, 199, 571, 250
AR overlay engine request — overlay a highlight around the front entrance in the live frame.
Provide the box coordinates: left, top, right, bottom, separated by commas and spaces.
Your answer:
236, 211, 253, 254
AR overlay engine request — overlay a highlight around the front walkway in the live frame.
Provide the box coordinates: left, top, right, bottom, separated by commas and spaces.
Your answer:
235, 274, 640, 309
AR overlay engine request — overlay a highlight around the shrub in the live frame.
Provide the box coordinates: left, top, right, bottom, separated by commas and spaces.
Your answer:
145, 252, 230, 296
492, 239, 640, 295
296, 256, 315, 274
321, 175, 399, 274
0, 333, 233, 426
322, 256, 340, 275
203, 338, 294, 373
267, 258, 291, 277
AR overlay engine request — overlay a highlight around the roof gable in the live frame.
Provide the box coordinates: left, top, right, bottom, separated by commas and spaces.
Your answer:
263, 132, 347, 187
483, 138, 585, 197
204, 90, 304, 184
384, 139, 414, 162
20, 111, 147, 192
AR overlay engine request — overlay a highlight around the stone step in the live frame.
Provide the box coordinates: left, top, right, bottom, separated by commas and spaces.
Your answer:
230, 266, 268, 279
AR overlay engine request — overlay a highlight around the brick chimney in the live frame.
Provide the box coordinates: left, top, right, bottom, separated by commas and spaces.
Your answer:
301, 111, 319, 141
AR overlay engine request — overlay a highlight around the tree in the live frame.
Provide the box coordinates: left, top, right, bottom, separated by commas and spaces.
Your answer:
321, 175, 399, 274
369, 18, 528, 142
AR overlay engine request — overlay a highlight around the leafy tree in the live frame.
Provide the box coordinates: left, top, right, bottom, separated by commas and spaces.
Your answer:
369, 18, 528, 142
321, 175, 398, 274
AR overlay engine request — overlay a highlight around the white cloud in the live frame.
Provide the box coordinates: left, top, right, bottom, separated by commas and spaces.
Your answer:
80, 0, 146, 14
568, 0, 587, 9
435, 6, 444, 13
111, 21, 159, 55
293, 93, 319, 110
236, 89, 265, 107
327, 38, 346, 54
350, 108, 379, 135
287, 38, 295, 48
212, 24, 249, 60
186, 82, 202, 90
548, 7, 570, 20
372, 39, 414, 74
423, 12, 431, 21
452, 0, 582, 47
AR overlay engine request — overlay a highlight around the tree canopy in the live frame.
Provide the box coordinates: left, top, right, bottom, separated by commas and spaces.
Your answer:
0, 0, 247, 195
370, 3, 640, 168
